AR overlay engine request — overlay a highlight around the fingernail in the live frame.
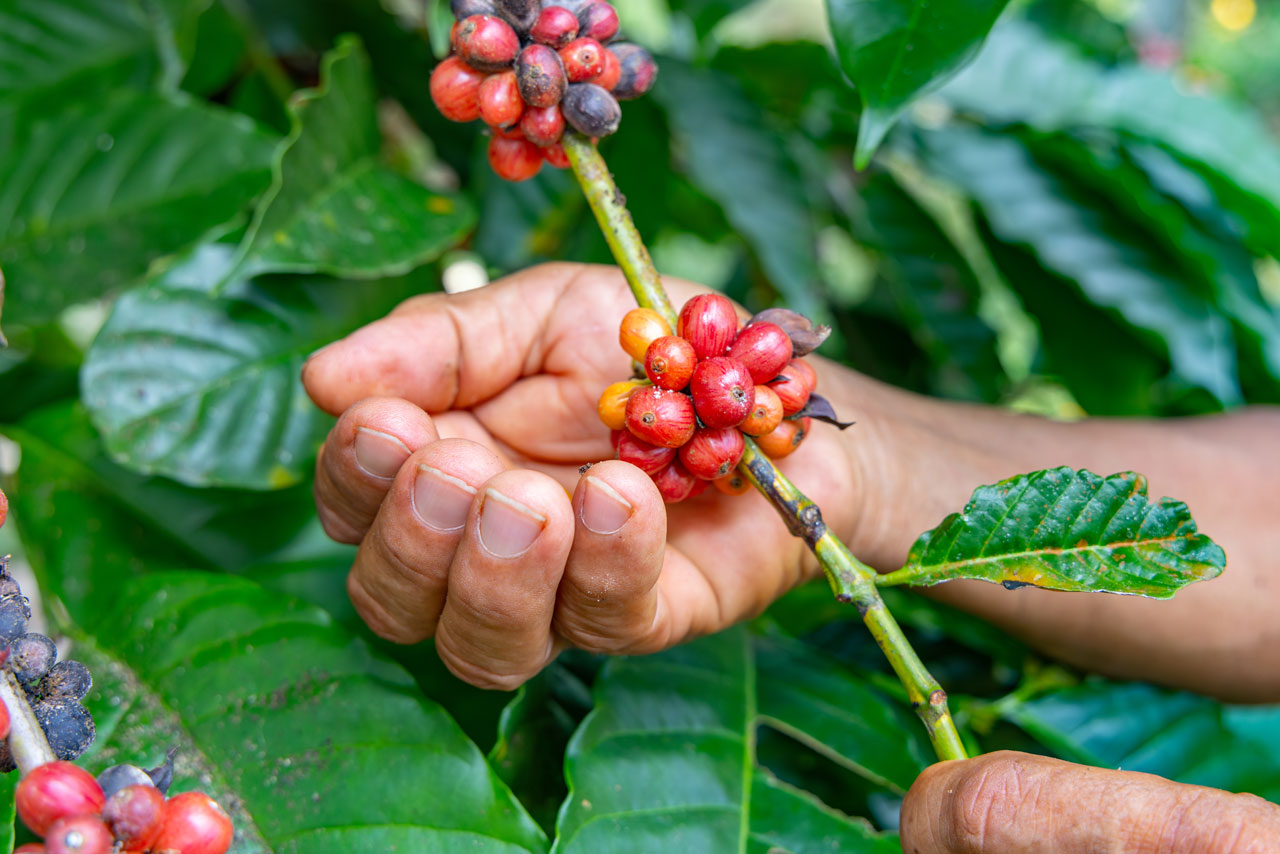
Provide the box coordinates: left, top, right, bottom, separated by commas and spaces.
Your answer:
353, 427, 411, 479
581, 476, 632, 535
479, 489, 546, 558
413, 465, 477, 532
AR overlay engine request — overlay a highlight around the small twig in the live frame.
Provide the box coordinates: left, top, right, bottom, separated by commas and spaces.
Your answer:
0, 670, 55, 774
564, 132, 967, 762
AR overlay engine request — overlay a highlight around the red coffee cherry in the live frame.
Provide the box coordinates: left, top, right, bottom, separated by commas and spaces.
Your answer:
754, 417, 810, 459
558, 38, 606, 82
679, 427, 745, 480
644, 335, 697, 391
678, 293, 738, 360
593, 47, 622, 91
531, 5, 579, 47
543, 143, 571, 168
619, 307, 672, 361
690, 357, 754, 429
454, 15, 520, 72
611, 43, 658, 100
651, 461, 702, 503
577, 2, 620, 42
516, 44, 568, 108
767, 358, 817, 416
489, 123, 525, 139
728, 322, 793, 384
519, 104, 565, 146
0, 695, 9, 740
561, 83, 621, 137
616, 431, 677, 475
712, 472, 752, 496
103, 784, 165, 852
45, 815, 112, 854
429, 56, 486, 122
149, 792, 233, 854
487, 136, 544, 182
597, 379, 643, 431
624, 387, 696, 448
16, 761, 106, 836
15, 844, 45, 853
739, 385, 783, 436
478, 70, 524, 128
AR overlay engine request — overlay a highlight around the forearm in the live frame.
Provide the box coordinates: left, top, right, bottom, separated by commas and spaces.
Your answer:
825, 363, 1280, 701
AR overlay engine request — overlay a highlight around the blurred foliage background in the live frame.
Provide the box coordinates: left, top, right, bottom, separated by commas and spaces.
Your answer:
0, 0, 1278, 850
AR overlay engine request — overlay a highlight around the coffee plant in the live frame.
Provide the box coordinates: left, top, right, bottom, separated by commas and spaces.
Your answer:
0, 0, 1277, 850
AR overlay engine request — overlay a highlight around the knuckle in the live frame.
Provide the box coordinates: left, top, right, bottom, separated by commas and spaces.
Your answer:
317, 504, 366, 545
346, 573, 426, 645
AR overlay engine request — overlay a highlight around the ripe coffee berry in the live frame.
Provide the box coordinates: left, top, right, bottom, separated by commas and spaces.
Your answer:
561, 83, 621, 137
679, 427, 745, 480
17, 761, 106, 836
478, 70, 523, 128
755, 417, 810, 459
651, 461, 702, 503
488, 136, 544, 182
739, 385, 783, 436
727, 322, 793, 384
454, 15, 520, 71
559, 38, 605, 82
429, 56, 485, 122
45, 815, 112, 854
543, 143, 571, 168
611, 43, 658, 100
768, 358, 816, 415
597, 379, 643, 430
531, 5, 578, 48
619, 307, 671, 361
690, 357, 754, 429
149, 792, 233, 854
577, 2, 620, 42
519, 104, 565, 146
713, 472, 752, 496
678, 293, 738, 360
516, 44, 567, 108
643, 336, 696, 391
615, 431, 676, 475
104, 784, 165, 852
0, 700, 8, 740
624, 386, 696, 448
15, 845, 44, 853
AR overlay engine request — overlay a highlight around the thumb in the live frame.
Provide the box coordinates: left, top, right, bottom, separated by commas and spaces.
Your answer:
900, 751, 1280, 853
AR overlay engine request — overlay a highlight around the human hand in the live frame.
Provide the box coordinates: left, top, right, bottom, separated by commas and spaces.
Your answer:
301, 263, 866, 689
900, 751, 1280, 852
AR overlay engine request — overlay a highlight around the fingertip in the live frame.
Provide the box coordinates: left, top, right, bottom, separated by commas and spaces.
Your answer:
573, 460, 665, 538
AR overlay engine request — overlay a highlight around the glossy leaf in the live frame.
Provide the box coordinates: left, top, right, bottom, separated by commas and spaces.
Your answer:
825, 0, 1012, 166
653, 62, 822, 317
82, 241, 428, 489
227, 36, 474, 282
0, 90, 276, 325
878, 466, 1226, 596
1006, 680, 1280, 801
915, 126, 1241, 407
554, 628, 907, 852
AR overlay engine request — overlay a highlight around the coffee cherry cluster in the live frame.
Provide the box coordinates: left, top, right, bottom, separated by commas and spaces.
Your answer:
14, 758, 232, 854
598, 295, 834, 503
430, 0, 658, 181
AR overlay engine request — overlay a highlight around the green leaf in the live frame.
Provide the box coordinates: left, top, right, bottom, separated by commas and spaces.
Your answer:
553, 628, 908, 852
81, 241, 429, 489
878, 466, 1226, 597
652, 62, 822, 317
1006, 680, 1280, 801
825, 0, 1012, 166
0, 772, 13, 853
0, 91, 276, 325
914, 126, 1241, 407
227, 35, 474, 283
74, 570, 548, 853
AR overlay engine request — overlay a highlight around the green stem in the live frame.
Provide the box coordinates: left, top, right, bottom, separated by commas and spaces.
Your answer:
564, 133, 967, 762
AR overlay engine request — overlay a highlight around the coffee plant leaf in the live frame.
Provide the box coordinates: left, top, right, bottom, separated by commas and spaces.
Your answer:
553, 628, 908, 852
825, 0, 1012, 167
878, 467, 1226, 596
0, 773, 12, 853
654, 62, 822, 317
915, 126, 1242, 407
1005, 680, 1280, 801
72, 570, 548, 854
0, 90, 276, 325
81, 241, 430, 489
226, 35, 474, 283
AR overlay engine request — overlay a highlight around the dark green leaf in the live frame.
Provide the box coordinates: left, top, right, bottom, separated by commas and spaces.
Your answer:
81, 241, 429, 489
0, 91, 276, 325
653, 62, 822, 316
227, 36, 474, 282
668, 0, 754, 38
825, 0, 1012, 165
554, 628, 905, 852
0, 772, 13, 853
878, 466, 1226, 597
